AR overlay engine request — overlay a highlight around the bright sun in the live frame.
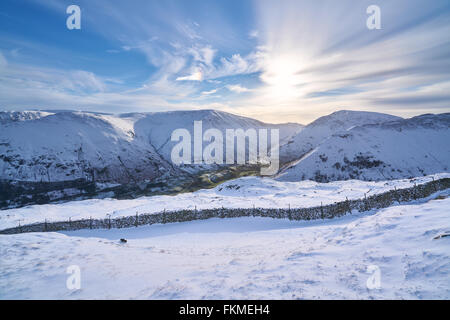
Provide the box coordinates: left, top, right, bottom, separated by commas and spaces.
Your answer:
260, 53, 306, 101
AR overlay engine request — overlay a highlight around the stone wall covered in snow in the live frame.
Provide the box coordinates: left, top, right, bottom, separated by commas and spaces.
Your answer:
1, 178, 449, 235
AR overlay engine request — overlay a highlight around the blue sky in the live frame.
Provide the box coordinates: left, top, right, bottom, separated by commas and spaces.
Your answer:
0, 0, 449, 123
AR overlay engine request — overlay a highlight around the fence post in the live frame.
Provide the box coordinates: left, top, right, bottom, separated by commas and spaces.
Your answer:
393, 186, 398, 204
18, 219, 23, 234
346, 197, 350, 213
44, 218, 47, 232
135, 212, 139, 227
320, 202, 324, 219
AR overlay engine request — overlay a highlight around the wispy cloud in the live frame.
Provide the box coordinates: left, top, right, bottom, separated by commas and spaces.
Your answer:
225, 0, 450, 122
0, 51, 7, 68
176, 70, 203, 81
226, 84, 251, 93
201, 89, 218, 95
1, 0, 449, 123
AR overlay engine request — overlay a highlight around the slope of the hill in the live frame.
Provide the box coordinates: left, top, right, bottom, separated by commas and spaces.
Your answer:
0, 110, 302, 184
277, 113, 450, 182
0, 111, 172, 183
1, 194, 449, 299
0, 173, 447, 230
280, 110, 402, 164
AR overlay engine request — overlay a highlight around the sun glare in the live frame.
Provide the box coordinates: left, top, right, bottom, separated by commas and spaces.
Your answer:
260, 53, 306, 101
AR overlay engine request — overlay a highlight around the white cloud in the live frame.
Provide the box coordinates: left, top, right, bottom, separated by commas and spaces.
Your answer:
220, 0, 450, 123
176, 70, 203, 81
67, 70, 106, 93
175, 45, 262, 82
210, 52, 263, 79
188, 45, 216, 66
201, 89, 218, 95
249, 30, 259, 39
226, 84, 251, 93
176, 21, 202, 40
8, 0, 450, 124
0, 52, 7, 68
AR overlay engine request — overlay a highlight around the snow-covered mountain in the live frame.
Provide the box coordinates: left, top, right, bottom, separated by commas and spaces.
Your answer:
0, 111, 55, 124
2, 108, 448, 206
0, 110, 302, 184
0, 111, 172, 184
277, 113, 450, 182
119, 109, 302, 164
280, 110, 402, 164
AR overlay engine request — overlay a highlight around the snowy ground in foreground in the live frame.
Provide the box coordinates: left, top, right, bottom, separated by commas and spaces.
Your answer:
1, 173, 448, 230
1, 194, 449, 299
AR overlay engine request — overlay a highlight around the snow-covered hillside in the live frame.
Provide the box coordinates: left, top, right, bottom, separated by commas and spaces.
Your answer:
0, 173, 447, 230
1, 194, 449, 299
1, 109, 449, 209
0, 111, 172, 183
0, 110, 302, 184
280, 110, 402, 164
0, 111, 54, 124
277, 113, 450, 182
121, 109, 302, 162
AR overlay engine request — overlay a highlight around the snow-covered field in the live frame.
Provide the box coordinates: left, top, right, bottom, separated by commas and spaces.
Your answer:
1, 173, 448, 230
1, 193, 449, 299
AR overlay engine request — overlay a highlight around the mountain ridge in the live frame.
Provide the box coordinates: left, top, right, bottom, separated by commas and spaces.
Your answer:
0, 109, 303, 184
277, 113, 450, 182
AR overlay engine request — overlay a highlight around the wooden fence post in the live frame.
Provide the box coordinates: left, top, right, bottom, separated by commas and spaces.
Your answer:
346, 197, 350, 213
18, 219, 23, 233
320, 202, 324, 219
